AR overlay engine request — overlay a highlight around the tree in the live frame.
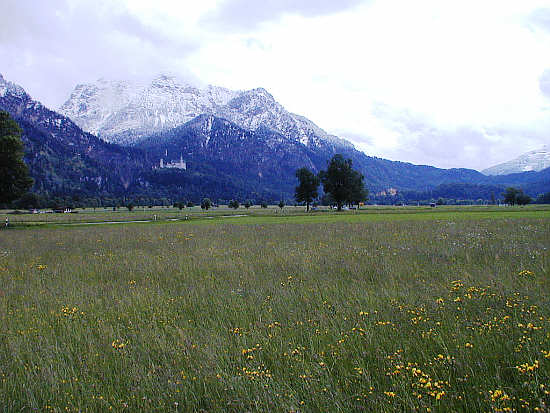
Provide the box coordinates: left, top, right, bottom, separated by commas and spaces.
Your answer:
244, 200, 252, 209
537, 192, 550, 204
126, 203, 134, 211
260, 201, 268, 208
278, 200, 285, 210
295, 167, 320, 212
201, 198, 212, 210
228, 199, 240, 209
503, 187, 520, 206
319, 154, 367, 211
516, 191, 531, 206
347, 168, 368, 208
0, 111, 33, 204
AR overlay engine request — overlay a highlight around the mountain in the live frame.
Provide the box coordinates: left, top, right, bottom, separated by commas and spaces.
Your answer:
138, 113, 503, 195
482, 146, 550, 175
59, 75, 239, 145
0, 73, 149, 197
0, 74, 318, 202
138, 114, 330, 198
60, 75, 494, 192
3, 72, 549, 205
59, 74, 354, 151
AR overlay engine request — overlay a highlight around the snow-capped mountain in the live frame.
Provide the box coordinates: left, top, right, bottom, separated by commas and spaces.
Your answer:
59, 74, 353, 149
0, 73, 149, 194
482, 146, 550, 175
59, 75, 239, 145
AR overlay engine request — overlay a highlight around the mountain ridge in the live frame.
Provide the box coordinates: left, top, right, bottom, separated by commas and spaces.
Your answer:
482, 145, 550, 176
59, 74, 356, 152
2, 72, 549, 204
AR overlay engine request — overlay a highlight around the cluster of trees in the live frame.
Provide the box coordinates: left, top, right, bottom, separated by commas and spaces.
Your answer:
295, 154, 368, 211
503, 187, 532, 206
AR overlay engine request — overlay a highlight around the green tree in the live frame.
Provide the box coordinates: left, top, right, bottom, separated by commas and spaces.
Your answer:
0, 111, 33, 204
516, 191, 531, 206
244, 200, 252, 209
537, 192, 550, 204
347, 168, 368, 208
201, 198, 212, 210
278, 200, 285, 210
126, 203, 134, 211
260, 201, 268, 208
295, 167, 320, 212
503, 187, 520, 206
319, 154, 367, 211
228, 199, 240, 209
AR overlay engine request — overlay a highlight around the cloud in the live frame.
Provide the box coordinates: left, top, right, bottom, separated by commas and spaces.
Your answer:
528, 8, 550, 32
339, 103, 550, 171
202, 0, 365, 32
0, 0, 199, 108
2, 0, 550, 171
540, 69, 550, 98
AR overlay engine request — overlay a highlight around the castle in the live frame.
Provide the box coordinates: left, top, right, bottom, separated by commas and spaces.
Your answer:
156, 150, 187, 170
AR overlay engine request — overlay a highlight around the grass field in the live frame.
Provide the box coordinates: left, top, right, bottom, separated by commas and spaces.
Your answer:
1, 208, 550, 411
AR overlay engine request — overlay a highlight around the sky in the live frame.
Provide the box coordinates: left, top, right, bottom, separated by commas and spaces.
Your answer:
2, 0, 550, 171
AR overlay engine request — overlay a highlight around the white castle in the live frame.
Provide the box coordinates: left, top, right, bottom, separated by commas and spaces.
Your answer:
157, 150, 187, 170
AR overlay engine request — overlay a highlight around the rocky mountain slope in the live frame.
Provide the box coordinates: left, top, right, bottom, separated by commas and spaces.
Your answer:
482, 146, 550, 175
0, 73, 149, 196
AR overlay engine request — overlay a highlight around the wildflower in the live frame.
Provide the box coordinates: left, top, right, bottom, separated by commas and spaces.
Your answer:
516, 360, 539, 374
518, 270, 534, 277
111, 339, 127, 350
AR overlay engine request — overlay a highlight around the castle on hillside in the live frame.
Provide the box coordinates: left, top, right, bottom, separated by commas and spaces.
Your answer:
155, 150, 187, 170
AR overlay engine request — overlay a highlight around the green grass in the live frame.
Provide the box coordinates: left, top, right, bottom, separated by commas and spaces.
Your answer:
0, 210, 549, 411
3, 204, 550, 228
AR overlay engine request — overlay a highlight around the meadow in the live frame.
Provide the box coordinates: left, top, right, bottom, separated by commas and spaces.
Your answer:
1, 207, 549, 411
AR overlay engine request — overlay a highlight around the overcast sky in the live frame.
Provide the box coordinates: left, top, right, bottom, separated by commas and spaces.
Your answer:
2, 0, 550, 171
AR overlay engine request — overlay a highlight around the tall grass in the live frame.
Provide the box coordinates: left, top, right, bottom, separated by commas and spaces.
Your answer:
1, 216, 549, 411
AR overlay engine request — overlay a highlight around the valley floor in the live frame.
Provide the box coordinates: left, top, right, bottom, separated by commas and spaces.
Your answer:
1, 207, 549, 411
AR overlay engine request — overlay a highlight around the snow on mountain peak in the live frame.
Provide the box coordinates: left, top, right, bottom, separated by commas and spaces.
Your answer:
59, 75, 353, 151
0, 74, 28, 100
482, 145, 550, 175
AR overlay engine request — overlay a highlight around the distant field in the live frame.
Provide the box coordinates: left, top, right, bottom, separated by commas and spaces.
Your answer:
2, 204, 550, 227
1, 209, 549, 411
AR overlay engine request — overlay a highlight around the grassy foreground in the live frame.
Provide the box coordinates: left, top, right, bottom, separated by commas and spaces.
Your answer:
1, 212, 550, 411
